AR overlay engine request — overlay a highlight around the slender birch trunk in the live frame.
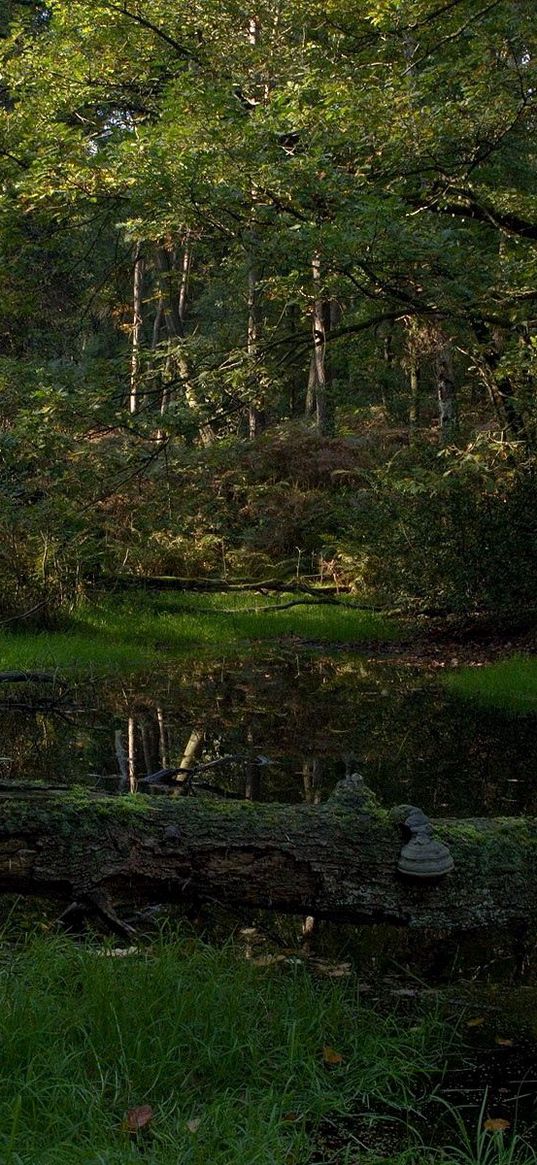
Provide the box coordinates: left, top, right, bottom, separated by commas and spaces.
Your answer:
128, 715, 138, 794
157, 705, 169, 769
246, 14, 265, 440
156, 242, 212, 444
311, 254, 333, 436
129, 242, 144, 415
177, 727, 204, 781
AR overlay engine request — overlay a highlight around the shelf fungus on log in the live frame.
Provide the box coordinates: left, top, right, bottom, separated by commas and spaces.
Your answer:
397, 807, 455, 880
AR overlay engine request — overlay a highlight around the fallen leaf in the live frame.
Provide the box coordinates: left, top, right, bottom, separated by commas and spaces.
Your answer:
186, 1118, 201, 1134
466, 1017, 485, 1027
323, 1045, 344, 1066
484, 1118, 510, 1132
311, 959, 352, 978
251, 954, 287, 967
282, 1113, 301, 1123
96, 947, 140, 958
495, 1038, 514, 1047
124, 1105, 154, 1133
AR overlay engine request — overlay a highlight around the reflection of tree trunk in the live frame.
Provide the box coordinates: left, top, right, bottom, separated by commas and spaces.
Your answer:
128, 716, 138, 794
115, 729, 128, 791
157, 706, 169, 769
302, 758, 322, 805
244, 761, 261, 801
8, 780, 537, 933
141, 720, 160, 776
129, 243, 144, 415
177, 727, 204, 784
301, 759, 321, 943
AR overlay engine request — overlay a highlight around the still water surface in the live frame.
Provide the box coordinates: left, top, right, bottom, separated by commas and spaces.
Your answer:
1, 651, 533, 818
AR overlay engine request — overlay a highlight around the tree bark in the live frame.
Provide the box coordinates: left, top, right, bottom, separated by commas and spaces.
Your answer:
155, 243, 213, 444
2, 779, 537, 933
129, 243, 145, 415
247, 247, 265, 439
435, 337, 457, 444
408, 349, 421, 437
246, 14, 265, 440
312, 253, 334, 436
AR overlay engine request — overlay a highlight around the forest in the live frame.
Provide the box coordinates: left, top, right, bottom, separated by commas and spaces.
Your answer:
1, 1, 537, 1163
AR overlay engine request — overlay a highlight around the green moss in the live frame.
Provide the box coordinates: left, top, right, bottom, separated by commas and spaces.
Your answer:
444, 656, 537, 715
0, 591, 398, 675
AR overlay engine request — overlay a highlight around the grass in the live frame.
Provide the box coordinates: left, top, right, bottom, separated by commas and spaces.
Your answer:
0, 591, 398, 674
0, 933, 447, 1165
443, 657, 537, 715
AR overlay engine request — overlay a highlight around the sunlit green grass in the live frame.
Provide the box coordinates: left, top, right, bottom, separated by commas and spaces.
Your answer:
444, 656, 537, 715
0, 933, 448, 1165
0, 591, 397, 673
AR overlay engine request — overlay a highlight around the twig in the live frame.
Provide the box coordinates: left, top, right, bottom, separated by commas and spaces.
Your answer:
0, 600, 49, 627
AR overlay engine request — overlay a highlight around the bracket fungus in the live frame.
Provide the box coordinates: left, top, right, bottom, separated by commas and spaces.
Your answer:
397, 807, 454, 880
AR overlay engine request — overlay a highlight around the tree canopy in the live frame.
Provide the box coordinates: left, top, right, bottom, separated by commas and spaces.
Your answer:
0, 0, 536, 613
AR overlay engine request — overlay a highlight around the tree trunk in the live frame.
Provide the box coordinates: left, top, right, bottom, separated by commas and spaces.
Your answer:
129, 243, 145, 415
2, 779, 537, 933
311, 254, 334, 436
157, 705, 169, 769
155, 243, 213, 444
435, 337, 457, 444
246, 14, 265, 441
408, 350, 421, 437
305, 354, 317, 418
127, 716, 138, 794
472, 322, 528, 442
178, 230, 192, 328
247, 250, 264, 439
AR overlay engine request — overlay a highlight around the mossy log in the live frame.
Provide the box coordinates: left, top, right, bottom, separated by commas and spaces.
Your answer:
1, 778, 536, 931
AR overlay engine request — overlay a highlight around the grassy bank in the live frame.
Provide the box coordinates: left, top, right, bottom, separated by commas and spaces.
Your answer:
0, 591, 397, 673
0, 934, 453, 1165
444, 657, 537, 715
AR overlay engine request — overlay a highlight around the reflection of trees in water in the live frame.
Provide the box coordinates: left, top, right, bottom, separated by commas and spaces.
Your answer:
1, 654, 537, 816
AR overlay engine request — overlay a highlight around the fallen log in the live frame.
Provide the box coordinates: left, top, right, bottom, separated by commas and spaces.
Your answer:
98, 574, 349, 596
1, 778, 536, 932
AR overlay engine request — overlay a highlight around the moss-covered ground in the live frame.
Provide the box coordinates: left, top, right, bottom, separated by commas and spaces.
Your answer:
0, 591, 397, 673
444, 657, 537, 715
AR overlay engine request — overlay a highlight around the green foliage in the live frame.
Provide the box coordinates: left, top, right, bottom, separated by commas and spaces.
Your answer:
356, 442, 537, 611
0, 0, 536, 614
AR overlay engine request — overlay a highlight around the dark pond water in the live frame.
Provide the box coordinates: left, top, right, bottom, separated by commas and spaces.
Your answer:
1, 649, 534, 817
